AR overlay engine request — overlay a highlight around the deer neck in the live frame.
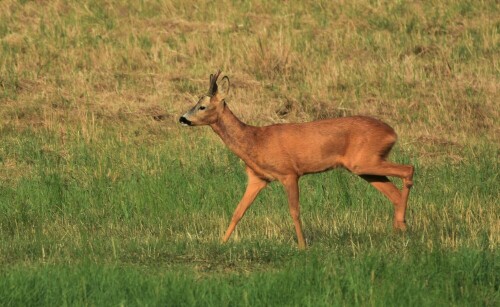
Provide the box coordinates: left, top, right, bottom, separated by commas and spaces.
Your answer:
210, 104, 256, 162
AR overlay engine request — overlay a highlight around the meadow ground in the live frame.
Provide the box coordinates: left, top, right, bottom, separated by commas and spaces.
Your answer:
0, 0, 498, 306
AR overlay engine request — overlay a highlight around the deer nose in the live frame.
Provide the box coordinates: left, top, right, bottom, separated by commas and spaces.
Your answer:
179, 116, 192, 126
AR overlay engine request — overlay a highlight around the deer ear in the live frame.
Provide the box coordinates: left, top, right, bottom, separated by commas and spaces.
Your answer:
217, 76, 230, 99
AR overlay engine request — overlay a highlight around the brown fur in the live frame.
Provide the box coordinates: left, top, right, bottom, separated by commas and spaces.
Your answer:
180, 71, 414, 249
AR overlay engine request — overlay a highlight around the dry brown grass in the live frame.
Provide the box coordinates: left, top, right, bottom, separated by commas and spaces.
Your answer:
0, 0, 498, 165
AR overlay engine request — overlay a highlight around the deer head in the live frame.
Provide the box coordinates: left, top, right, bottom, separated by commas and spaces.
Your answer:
179, 70, 230, 126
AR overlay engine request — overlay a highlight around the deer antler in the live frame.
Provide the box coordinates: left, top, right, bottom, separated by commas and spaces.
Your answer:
208, 69, 222, 96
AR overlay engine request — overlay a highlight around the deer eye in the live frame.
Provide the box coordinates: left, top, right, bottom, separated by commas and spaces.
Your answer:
199, 106, 206, 110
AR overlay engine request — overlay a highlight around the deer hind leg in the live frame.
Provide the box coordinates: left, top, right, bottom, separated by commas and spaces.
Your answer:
349, 161, 414, 230
280, 175, 306, 250
222, 167, 267, 243
360, 175, 408, 230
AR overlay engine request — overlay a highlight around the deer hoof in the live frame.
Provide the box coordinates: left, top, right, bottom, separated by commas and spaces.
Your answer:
393, 220, 407, 231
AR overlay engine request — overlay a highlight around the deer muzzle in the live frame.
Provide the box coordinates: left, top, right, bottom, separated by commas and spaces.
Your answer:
179, 116, 192, 126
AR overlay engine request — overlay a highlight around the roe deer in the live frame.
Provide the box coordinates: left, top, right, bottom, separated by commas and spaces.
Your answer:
179, 70, 414, 249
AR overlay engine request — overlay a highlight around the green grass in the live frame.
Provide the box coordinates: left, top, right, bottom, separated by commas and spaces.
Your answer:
2, 249, 497, 306
0, 0, 499, 306
0, 128, 498, 306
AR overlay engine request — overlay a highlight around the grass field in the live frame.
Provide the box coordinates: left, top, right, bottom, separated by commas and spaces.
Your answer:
0, 0, 498, 306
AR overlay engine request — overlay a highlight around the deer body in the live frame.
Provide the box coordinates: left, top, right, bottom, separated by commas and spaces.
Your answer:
212, 106, 397, 180
180, 71, 414, 249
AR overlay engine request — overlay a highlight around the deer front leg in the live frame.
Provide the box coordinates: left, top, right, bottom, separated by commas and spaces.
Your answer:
281, 175, 306, 250
222, 167, 267, 243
